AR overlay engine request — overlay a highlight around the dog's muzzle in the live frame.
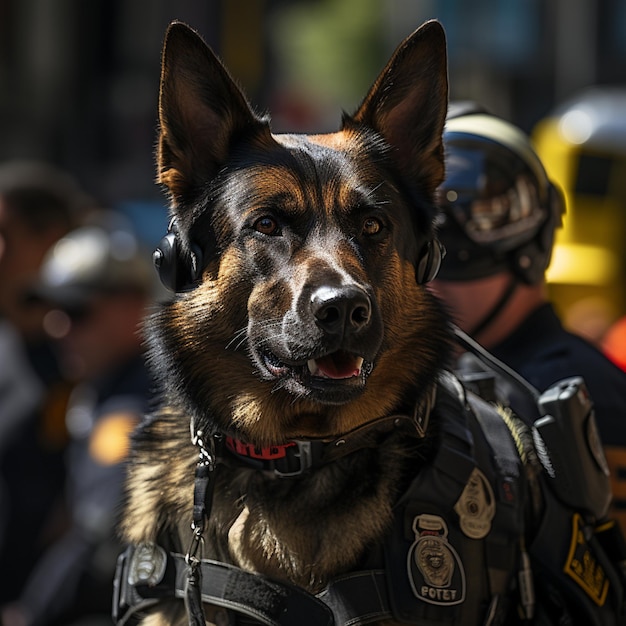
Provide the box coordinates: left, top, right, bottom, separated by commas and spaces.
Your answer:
249, 280, 384, 403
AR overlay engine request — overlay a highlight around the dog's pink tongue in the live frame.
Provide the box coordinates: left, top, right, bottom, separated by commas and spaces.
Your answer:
312, 352, 363, 379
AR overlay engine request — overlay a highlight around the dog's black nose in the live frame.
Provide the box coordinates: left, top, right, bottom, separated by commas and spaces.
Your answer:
311, 286, 371, 335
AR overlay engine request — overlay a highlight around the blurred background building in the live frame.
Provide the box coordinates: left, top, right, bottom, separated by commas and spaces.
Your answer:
0, 0, 625, 339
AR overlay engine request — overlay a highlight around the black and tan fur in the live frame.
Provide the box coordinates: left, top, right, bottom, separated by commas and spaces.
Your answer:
121, 19, 452, 625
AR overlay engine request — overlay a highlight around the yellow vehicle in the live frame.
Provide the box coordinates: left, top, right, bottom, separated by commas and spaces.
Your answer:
533, 88, 626, 343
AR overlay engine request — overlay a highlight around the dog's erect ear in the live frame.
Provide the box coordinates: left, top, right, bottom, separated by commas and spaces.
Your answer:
157, 22, 270, 204
350, 20, 448, 196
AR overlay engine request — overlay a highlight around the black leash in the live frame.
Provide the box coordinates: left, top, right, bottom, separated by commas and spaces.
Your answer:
185, 425, 222, 625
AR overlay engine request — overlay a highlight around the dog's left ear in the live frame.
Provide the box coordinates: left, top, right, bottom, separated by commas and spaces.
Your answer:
157, 21, 272, 206
349, 20, 448, 196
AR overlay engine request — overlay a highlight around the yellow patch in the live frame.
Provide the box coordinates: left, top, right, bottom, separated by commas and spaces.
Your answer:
89, 412, 138, 466
563, 512, 609, 606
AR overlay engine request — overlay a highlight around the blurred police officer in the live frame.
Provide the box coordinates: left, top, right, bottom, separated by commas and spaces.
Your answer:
0, 161, 91, 603
1, 213, 159, 626
431, 106, 626, 531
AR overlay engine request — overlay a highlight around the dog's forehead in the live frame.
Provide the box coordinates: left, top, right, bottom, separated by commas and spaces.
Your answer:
274, 129, 363, 152
231, 129, 395, 213
272, 128, 382, 168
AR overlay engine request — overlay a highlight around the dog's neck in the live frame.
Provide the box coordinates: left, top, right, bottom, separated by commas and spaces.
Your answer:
215, 384, 437, 478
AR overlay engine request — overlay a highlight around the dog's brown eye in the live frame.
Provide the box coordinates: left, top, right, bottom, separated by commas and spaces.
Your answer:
362, 217, 383, 236
254, 216, 280, 235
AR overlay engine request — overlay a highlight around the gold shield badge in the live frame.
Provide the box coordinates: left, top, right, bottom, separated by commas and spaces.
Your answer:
454, 467, 496, 539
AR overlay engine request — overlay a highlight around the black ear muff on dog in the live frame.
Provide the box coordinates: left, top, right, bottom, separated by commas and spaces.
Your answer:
416, 239, 445, 284
153, 219, 203, 292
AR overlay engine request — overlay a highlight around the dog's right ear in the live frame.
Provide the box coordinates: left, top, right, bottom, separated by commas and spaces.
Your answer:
350, 20, 448, 197
157, 22, 271, 206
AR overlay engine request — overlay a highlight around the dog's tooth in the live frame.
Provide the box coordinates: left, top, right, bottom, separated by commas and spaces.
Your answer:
307, 359, 319, 375
355, 357, 364, 374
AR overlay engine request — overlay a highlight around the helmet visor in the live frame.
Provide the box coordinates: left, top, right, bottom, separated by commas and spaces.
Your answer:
437, 141, 546, 252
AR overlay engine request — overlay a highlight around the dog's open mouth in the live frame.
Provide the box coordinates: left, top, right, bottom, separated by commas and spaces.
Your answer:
263, 350, 366, 381
307, 353, 364, 379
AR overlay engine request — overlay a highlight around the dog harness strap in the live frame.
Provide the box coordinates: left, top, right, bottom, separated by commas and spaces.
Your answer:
464, 393, 530, 622
171, 555, 334, 626
115, 543, 399, 625
113, 544, 334, 626
114, 543, 400, 625
316, 570, 393, 624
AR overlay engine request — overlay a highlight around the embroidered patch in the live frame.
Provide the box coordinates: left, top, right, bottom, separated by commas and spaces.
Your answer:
563, 512, 609, 606
407, 514, 466, 606
454, 467, 496, 539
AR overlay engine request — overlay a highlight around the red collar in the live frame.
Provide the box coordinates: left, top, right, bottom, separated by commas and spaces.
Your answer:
225, 437, 297, 461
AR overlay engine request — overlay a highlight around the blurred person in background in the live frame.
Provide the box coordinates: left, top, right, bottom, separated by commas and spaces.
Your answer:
1, 212, 159, 626
0, 161, 91, 603
431, 105, 626, 532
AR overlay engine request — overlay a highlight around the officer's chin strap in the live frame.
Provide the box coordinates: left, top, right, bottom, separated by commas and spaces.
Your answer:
185, 420, 223, 626
468, 276, 518, 339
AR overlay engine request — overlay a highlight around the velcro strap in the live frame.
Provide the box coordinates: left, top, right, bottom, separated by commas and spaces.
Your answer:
316, 570, 392, 625
170, 554, 333, 625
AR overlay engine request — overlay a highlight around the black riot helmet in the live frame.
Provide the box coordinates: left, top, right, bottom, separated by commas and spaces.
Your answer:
436, 107, 565, 284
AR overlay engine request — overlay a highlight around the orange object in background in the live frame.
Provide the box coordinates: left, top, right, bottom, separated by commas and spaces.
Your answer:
602, 316, 626, 373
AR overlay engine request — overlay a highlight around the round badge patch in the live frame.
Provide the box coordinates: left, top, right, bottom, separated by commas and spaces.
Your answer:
407, 514, 466, 606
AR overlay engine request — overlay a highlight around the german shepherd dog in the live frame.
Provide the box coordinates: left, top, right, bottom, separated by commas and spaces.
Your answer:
118, 19, 480, 626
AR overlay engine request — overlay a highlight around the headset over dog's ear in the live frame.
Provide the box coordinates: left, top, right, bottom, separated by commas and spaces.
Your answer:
153, 219, 203, 292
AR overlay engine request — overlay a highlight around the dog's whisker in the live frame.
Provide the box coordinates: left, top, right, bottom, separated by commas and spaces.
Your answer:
233, 339, 248, 352
225, 328, 249, 351
227, 318, 303, 353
